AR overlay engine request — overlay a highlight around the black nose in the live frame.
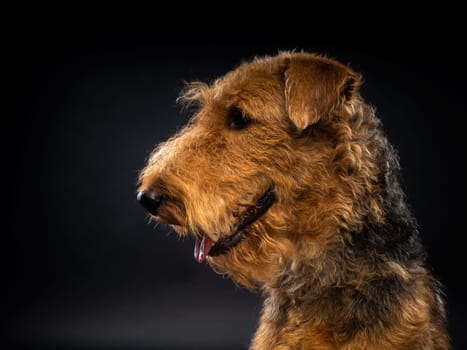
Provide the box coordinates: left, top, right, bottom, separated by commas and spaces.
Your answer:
137, 190, 163, 215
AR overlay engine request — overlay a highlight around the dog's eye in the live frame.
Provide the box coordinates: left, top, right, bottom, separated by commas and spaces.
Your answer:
226, 108, 251, 131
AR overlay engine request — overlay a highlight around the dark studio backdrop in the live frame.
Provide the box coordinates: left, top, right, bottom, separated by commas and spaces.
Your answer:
6, 31, 465, 349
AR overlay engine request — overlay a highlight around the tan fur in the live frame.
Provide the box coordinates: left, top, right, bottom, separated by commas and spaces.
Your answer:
138, 52, 449, 349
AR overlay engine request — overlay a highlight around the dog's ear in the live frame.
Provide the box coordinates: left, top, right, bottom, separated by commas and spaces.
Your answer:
284, 54, 360, 131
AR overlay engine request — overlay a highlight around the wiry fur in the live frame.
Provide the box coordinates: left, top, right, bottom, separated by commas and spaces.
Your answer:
138, 52, 448, 349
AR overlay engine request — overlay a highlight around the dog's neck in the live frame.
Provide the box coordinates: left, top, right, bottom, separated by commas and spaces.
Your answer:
260, 205, 426, 339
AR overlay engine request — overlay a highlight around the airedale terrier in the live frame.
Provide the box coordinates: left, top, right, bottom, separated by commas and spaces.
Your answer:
137, 52, 448, 349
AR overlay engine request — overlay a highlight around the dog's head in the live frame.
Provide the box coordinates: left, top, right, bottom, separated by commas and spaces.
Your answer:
138, 52, 384, 288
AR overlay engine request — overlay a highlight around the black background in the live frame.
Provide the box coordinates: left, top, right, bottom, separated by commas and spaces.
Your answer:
7, 31, 466, 349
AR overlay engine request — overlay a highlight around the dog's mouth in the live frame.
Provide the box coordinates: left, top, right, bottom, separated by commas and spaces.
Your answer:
193, 186, 276, 263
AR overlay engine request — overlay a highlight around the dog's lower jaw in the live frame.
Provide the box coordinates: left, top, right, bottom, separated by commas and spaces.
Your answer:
207, 230, 295, 290
207, 253, 282, 290
193, 186, 276, 263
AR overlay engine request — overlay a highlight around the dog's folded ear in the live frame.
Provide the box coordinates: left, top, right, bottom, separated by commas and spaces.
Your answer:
284, 54, 360, 131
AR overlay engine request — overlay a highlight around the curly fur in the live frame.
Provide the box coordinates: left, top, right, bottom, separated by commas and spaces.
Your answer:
138, 52, 448, 349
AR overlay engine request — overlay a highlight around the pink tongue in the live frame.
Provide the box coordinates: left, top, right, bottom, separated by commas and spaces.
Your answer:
194, 235, 213, 263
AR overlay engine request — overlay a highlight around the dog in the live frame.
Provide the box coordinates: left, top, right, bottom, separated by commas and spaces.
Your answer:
137, 52, 449, 349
